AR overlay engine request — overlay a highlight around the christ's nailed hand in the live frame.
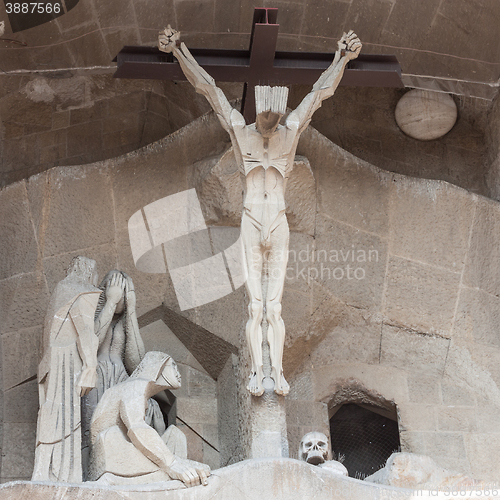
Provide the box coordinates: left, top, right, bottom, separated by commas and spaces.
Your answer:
159, 25, 180, 53
338, 30, 362, 61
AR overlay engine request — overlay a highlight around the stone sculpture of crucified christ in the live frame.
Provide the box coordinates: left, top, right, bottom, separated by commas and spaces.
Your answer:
159, 27, 361, 397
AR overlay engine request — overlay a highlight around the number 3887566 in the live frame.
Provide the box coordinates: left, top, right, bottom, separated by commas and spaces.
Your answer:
5, 3, 62, 14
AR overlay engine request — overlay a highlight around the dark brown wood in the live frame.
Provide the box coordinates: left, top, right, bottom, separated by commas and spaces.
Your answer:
113, 7, 403, 123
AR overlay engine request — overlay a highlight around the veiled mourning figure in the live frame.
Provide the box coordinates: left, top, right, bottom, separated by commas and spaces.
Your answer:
89, 351, 210, 487
32, 256, 101, 483
82, 270, 164, 476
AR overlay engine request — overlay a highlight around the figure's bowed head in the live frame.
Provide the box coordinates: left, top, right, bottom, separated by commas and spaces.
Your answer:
254, 85, 289, 137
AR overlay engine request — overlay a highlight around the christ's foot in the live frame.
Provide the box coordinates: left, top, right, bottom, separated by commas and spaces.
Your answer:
247, 372, 264, 397
271, 367, 289, 396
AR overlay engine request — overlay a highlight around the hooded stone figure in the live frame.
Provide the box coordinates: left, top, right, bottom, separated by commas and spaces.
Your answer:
32, 256, 101, 483
88, 351, 211, 487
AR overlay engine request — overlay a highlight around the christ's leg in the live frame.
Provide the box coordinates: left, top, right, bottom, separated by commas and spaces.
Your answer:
266, 217, 290, 396
241, 213, 265, 396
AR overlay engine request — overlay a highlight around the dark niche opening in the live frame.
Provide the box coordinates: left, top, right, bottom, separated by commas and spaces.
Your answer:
329, 403, 400, 479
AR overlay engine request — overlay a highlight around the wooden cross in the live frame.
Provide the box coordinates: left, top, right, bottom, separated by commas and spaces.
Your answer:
113, 7, 403, 123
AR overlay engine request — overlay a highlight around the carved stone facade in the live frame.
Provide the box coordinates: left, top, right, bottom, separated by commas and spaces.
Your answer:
1, 109, 500, 484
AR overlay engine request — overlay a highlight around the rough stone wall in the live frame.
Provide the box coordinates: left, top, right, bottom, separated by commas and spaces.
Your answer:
0, 76, 492, 201
0, 73, 241, 188
1, 111, 499, 482
289, 86, 489, 198
486, 94, 500, 200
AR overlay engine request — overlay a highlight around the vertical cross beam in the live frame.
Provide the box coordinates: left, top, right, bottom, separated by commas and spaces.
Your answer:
241, 8, 279, 123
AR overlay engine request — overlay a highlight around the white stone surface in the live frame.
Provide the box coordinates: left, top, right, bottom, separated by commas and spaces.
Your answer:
32, 256, 101, 483
2, 458, 495, 500
395, 90, 457, 141
159, 27, 361, 398
365, 452, 486, 491
89, 351, 210, 487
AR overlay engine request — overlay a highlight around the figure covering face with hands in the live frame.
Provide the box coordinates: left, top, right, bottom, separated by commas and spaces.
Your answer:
82, 270, 165, 477
32, 256, 101, 483
89, 351, 211, 487
158, 27, 361, 397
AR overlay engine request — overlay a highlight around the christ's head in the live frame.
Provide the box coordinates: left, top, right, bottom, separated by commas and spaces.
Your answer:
255, 85, 288, 137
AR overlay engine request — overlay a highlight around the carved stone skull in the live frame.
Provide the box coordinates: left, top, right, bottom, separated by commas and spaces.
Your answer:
299, 431, 330, 465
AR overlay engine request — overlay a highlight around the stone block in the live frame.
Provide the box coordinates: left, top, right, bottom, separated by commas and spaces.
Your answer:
3, 379, 38, 423
398, 404, 437, 432
464, 197, 500, 296
69, 101, 108, 125
443, 344, 500, 407
110, 151, 188, 234
452, 286, 500, 346
389, 180, 475, 272
469, 342, 500, 389
0, 423, 36, 479
302, 131, 390, 236
407, 374, 441, 404
424, 431, 467, 460
437, 407, 477, 432
40, 143, 67, 165
310, 304, 382, 367
383, 256, 460, 335
139, 320, 208, 375
315, 215, 388, 310
176, 398, 218, 426
175, 0, 215, 33
187, 366, 216, 398
0, 182, 39, 280
464, 433, 500, 480
476, 405, 500, 433
288, 371, 314, 401
0, 272, 49, 335
37, 129, 66, 149
286, 400, 328, 428
441, 381, 475, 407
1, 326, 41, 391
52, 110, 70, 130
38, 165, 115, 258
103, 127, 141, 150
66, 121, 103, 158
380, 324, 450, 378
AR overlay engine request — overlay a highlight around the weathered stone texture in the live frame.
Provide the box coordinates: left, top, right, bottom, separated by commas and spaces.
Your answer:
383, 257, 460, 335
389, 180, 475, 272
380, 325, 450, 378
464, 197, 500, 296
1, 110, 500, 481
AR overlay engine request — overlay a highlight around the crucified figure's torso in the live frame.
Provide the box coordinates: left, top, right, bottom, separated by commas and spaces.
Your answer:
159, 27, 361, 397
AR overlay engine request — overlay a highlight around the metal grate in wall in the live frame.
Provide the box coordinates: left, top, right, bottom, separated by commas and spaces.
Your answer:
329, 403, 401, 479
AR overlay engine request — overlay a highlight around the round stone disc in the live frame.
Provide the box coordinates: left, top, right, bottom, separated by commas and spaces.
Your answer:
395, 89, 458, 141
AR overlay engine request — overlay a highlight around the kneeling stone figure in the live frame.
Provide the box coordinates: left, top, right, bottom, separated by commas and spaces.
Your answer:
88, 351, 210, 487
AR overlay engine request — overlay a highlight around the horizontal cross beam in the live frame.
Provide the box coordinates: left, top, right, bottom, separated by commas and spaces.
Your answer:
113, 47, 403, 87
114, 7, 403, 122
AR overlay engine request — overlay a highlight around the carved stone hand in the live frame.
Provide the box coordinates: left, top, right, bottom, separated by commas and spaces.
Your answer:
158, 25, 180, 54
168, 457, 210, 487
105, 272, 125, 306
338, 30, 362, 61
76, 366, 97, 396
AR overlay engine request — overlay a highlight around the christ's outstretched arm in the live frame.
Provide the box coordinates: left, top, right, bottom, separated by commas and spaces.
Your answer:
287, 31, 361, 133
158, 26, 237, 135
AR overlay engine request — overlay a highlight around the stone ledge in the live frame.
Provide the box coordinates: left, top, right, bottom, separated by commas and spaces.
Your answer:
0, 458, 486, 500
